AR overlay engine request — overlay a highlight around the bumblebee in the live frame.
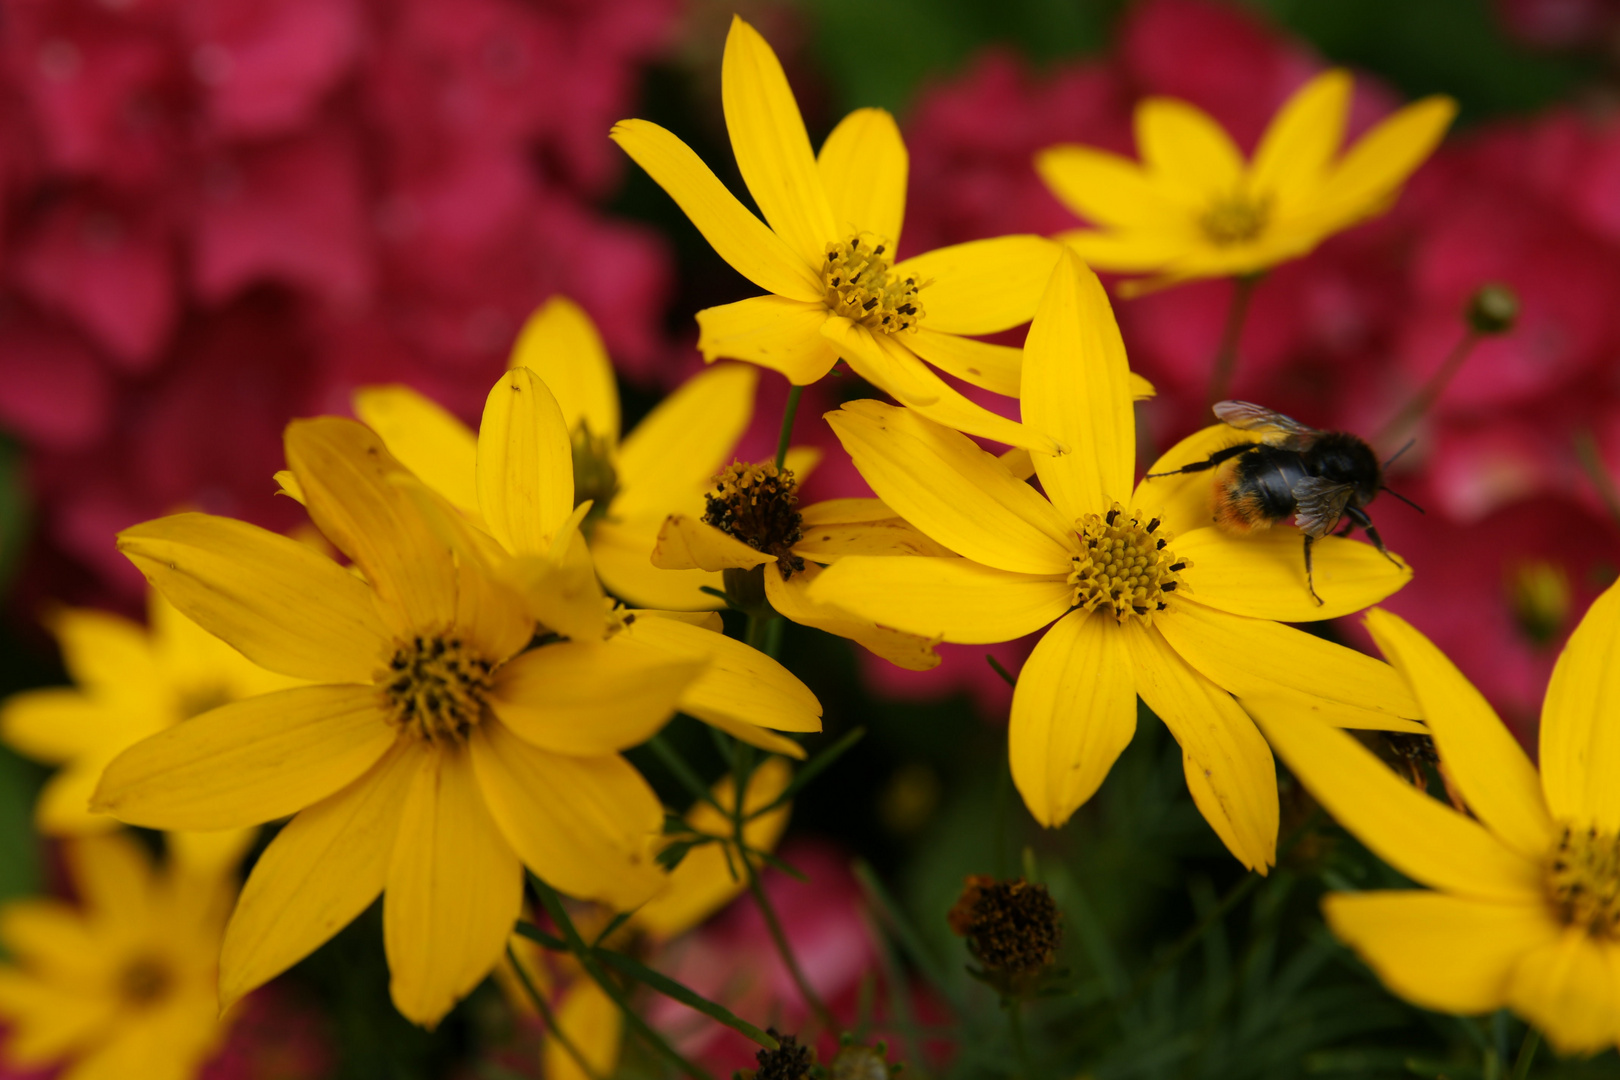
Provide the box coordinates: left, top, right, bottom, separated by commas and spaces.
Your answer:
1146, 401, 1419, 605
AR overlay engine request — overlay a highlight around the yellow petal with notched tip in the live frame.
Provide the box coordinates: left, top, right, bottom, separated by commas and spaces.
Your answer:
545, 981, 623, 1080
1540, 575, 1620, 831
1172, 526, 1409, 622
1134, 423, 1268, 536
1135, 97, 1244, 200
593, 517, 724, 611
1507, 930, 1620, 1055
352, 386, 480, 516
288, 418, 459, 634
765, 565, 940, 672
1251, 70, 1350, 216
1022, 250, 1134, 522
1125, 622, 1277, 871
652, 514, 772, 573
385, 746, 523, 1028
721, 17, 838, 268
1157, 601, 1420, 719
610, 119, 821, 302
822, 317, 941, 407
489, 639, 702, 756
1010, 610, 1135, 828
827, 401, 1075, 575
1364, 608, 1552, 860
0, 969, 118, 1067
893, 235, 1062, 336
907, 328, 1022, 397
1309, 95, 1455, 232
818, 108, 906, 247
1248, 694, 1542, 902
1, 689, 145, 765
1036, 144, 1185, 229
221, 739, 422, 1010
806, 555, 1071, 645
509, 297, 620, 445
1323, 891, 1556, 1016
478, 367, 574, 558
119, 513, 387, 684
93, 686, 397, 831
470, 721, 666, 909
615, 363, 758, 519
696, 296, 838, 384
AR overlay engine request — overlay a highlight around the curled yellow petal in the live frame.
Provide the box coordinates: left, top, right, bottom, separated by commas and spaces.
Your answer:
765, 565, 940, 672
477, 367, 575, 557
652, 514, 772, 573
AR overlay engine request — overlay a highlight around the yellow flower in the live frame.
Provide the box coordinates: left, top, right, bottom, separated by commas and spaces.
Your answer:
611, 16, 1152, 452
1252, 588, 1620, 1055
350, 364, 824, 759
0, 834, 234, 1080
1035, 69, 1455, 289
357, 297, 765, 612
808, 251, 1418, 869
0, 591, 293, 872
95, 411, 706, 1028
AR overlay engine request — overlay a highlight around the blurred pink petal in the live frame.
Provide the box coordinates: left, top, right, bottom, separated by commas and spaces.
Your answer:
0, 306, 111, 450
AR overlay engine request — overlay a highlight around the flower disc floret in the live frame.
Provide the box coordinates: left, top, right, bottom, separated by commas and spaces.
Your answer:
383, 634, 495, 744
1546, 823, 1620, 939
570, 422, 620, 527
1068, 504, 1188, 622
703, 461, 806, 577
822, 234, 923, 335
116, 955, 175, 1008
1199, 193, 1272, 247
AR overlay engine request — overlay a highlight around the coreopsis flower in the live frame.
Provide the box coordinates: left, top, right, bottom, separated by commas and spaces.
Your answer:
1035, 68, 1456, 288
611, 17, 1151, 452
95, 414, 706, 1027
0, 590, 294, 871
1252, 587, 1620, 1055
357, 296, 760, 611
344, 365, 823, 758
809, 252, 1418, 869
0, 834, 234, 1080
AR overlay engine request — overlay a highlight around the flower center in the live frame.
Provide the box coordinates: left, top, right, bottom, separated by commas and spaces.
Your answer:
1068, 503, 1188, 623
570, 421, 619, 532
1507, 560, 1570, 649
703, 461, 805, 578
1199, 193, 1271, 246
821, 233, 923, 335
1546, 823, 1620, 939
116, 954, 174, 1008
382, 634, 494, 744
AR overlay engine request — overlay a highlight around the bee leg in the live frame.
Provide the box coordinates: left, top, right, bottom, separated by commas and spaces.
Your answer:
1303, 533, 1324, 606
1346, 507, 1404, 570
1145, 442, 1254, 479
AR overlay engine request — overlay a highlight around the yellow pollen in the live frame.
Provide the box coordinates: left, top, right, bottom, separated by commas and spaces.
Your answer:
116, 954, 173, 1007
382, 633, 494, 744
1199, 193, 1271, 246
821, 233, 924, 335
1546, 823, 1620, 939
1069, 503, 1189, 623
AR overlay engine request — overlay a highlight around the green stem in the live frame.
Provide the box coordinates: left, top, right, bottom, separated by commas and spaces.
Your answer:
776, 385, 804, 469
504, 943, 603, 1080
1574, 430, 1620, 531
1376, 329, 1481, 449
746, 867, 840, 1034
1508, 1028, 1541, 1080
1206, 274, 1260, 408
1007, 1000, 1034, 1080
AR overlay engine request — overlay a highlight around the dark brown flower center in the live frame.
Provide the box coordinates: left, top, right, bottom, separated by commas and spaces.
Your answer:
382, 634, 494, 744
1547, 823, 1620, 939
116, 954, 174, 1008
821, 234, 923, 335
703, 461, 805, 578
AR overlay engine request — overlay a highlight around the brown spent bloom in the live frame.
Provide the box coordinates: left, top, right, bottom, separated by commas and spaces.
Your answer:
948, 874, 1062, 976
754, 1029, 814, 1080
703, 461, 806, 577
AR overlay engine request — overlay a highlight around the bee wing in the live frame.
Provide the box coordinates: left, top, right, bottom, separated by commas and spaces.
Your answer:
1212, 401, 1319, 448
1292, 477, 1356, 538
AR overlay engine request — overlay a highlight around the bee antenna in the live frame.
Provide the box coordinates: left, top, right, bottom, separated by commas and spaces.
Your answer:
1380, 485, 1425, 514
1382, 438, 1417, 470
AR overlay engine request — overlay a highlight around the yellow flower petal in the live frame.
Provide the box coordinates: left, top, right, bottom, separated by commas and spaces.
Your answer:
1134, 423, 1267, 536
0, 969, 117, 1067
287, 418, 459, 633
1022, 250, 1134, 521
545, 982, 623, 1080
651, 514, 772, 573
1322, 891, 1557, 1016
1125, 623, 1277, 871
385, 746, 523, 1028
721, 16, 838, 267
36, 760, 117, 835
792, 516, 957, 563
93, 686, 397, 831
118, 513, 387, 684
1035, 144, 1185, 228
220, 739, 422, 1009
593, 517, 724, 611
1540, 576, 1620, 831
1246, 695, 1543, 902
489, 639, 703, 755
352, 385, 481, 516
64, 831, 153, 919
167, 827, 257, 879
903, 371, 1059, 454
826, 400, 1075, 574
1009, 611, 1135, 828
1507, 931, 1620, 1056
45, 608, 159, 706
1250, 70, 1351, 215
508, 526, 611, 644
1, 689, 139, 764
1171, 527, 1409, 622
818, 107, 907, 246
469, 720, 665, 909
821, 316, 941, 407
893, 235, 1061, 336
149, 590, 297, 700
0, 899, 97, 976
1135, 97, 1244, 199
625, 612, 822, 737
615, 363, 758, 518
1059, 227, 1198, 274
765, 564, 940, 672
1364, 609, 1553, 859
509, 297, 620, 444
906, 329, 1021, 397
1310, 95, 1456, 231
609, 118, 821, 302
477, 367, 574, 557
695, 296, 839, 384
806, 555, 1070, 644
